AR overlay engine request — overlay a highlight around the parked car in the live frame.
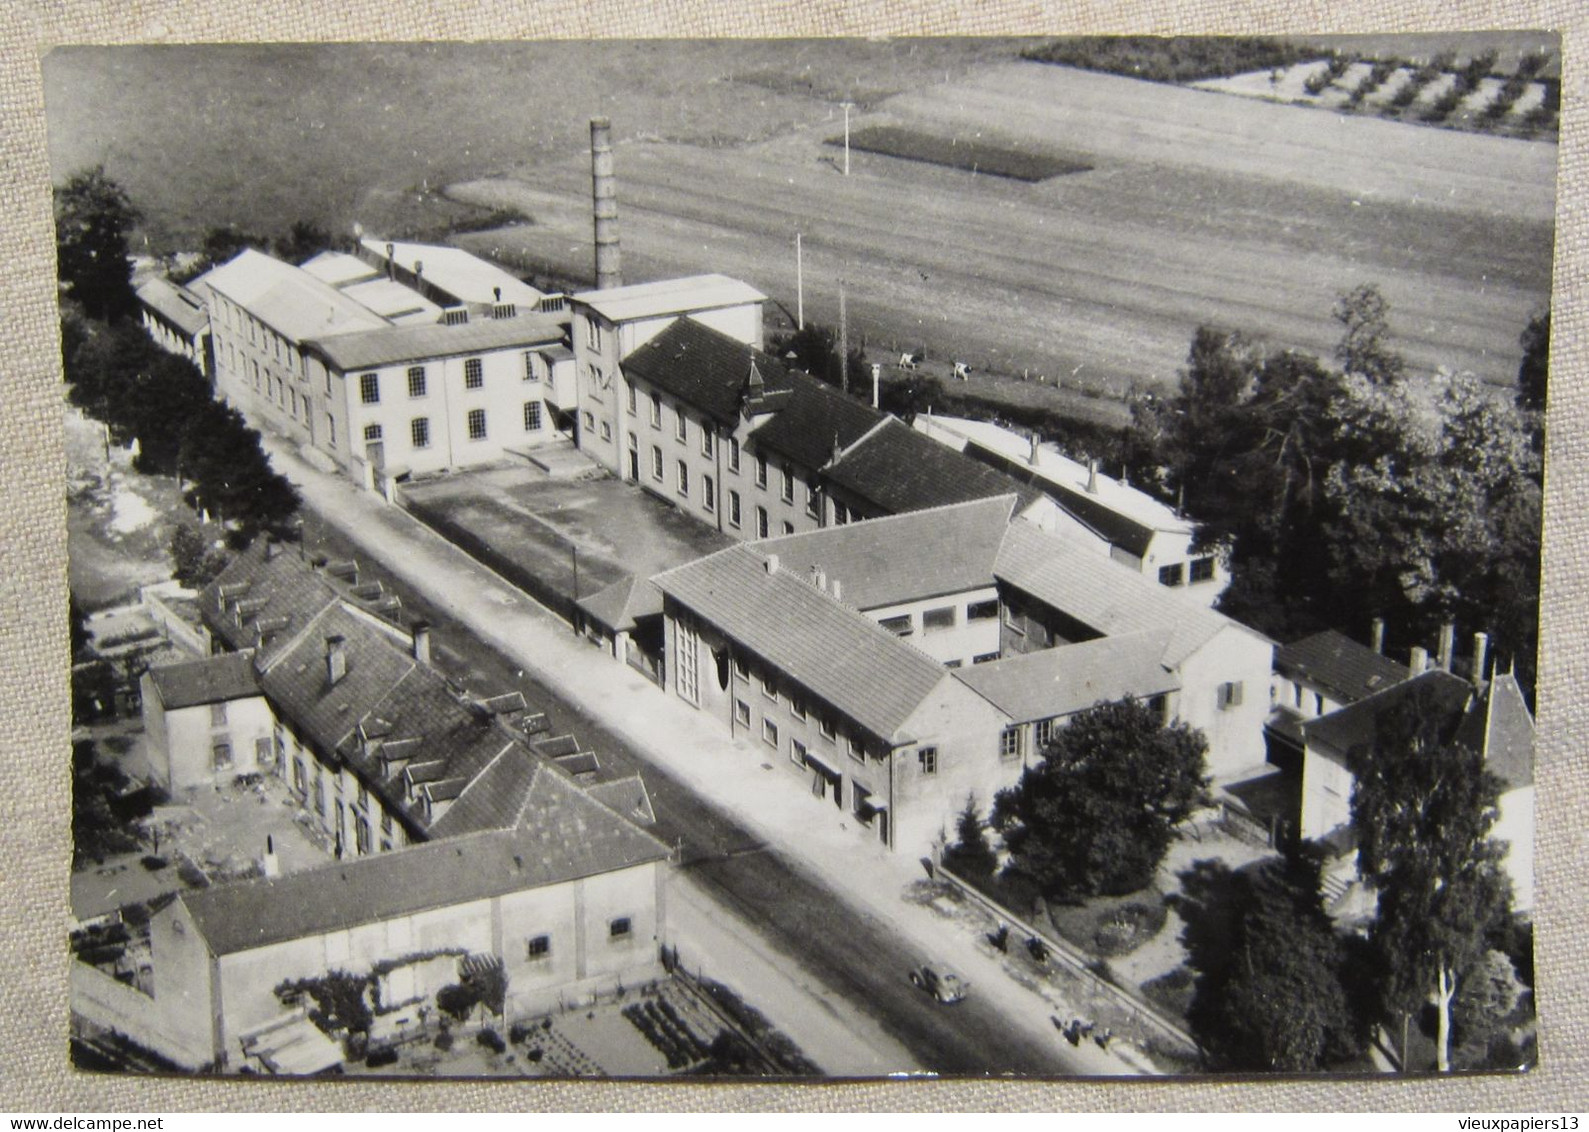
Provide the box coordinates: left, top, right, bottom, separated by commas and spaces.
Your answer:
909, 963, 969, 1004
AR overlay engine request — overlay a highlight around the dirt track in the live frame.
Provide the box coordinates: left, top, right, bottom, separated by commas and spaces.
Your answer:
453, 60, 1556, 395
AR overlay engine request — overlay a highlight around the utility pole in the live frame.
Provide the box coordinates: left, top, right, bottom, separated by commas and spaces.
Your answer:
795, 233, 804, 331
570, 545, 580, 636
843, 103, 853, 176
839, 280, 849, 396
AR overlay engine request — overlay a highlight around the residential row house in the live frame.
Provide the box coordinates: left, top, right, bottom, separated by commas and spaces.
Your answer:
650, 495, 1276, 855
134, 276, 212, 373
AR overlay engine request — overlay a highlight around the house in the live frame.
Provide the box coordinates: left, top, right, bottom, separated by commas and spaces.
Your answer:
140, 769, 670, 1070
649, 495, 1275, 853
141, 651, 274, 792
915, 414, 1227, 602
135, 276, 212, 374
1297, 666, 1534, 911
188, 540, 654, 857
1270, 628, 1413, 724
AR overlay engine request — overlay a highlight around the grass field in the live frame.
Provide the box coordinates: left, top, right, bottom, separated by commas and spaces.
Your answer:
44, 39, 1555, 400
832, 126, 1092, 182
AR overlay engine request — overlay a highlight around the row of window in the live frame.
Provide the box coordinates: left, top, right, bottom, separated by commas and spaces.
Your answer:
878, 599, 999, 638
349, 402, 545, 452
357, 354, 541, 406
1158, 557, 1218, 588
525, 916, 632, 962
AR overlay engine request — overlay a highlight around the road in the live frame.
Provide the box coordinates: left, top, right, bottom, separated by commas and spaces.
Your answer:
294, 501, 1090, 1076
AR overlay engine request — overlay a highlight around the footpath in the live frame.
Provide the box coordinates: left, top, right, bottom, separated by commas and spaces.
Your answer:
261, 440, 1142, 1077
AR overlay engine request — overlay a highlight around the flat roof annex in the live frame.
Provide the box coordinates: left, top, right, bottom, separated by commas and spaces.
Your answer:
573, 274, 765, 324
303, 312, 567, 372
197, 249, 389, 344
136, 277, 210, 337
954, 629, 1179, 724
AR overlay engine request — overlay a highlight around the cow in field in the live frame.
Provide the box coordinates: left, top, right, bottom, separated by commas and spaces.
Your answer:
898, 352, 919, 371
952, 361, 972, 381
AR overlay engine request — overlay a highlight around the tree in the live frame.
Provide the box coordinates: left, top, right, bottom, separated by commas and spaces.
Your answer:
1350, 682, 1513, 1072
991, 698, 1211, 899
769, 324, 866, 394
941, 794, 998, 882
1516, 312, 1549, 415
273, 220, 335, 266
54, 165, 141, 322
169, 525, 231, 588
1334, 283, 1405, 385
200, 224, 270, 269
1186, 850, 1361, 1071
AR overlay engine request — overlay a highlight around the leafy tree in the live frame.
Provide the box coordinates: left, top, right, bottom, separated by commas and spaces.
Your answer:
991, 698, 1210, 899
941, 794, 998, 882
1516, 312, 1549, 415
770, 324, 866, 394
169, 525, 231, 588
180, 400, 302, 542
273, 220, 335, 266
1333, 284, 1405, 385
55, 165, 142, 323
1185, 850, 1361, 1072
1350, 682, 1513, 1072
200, 224, 270, 269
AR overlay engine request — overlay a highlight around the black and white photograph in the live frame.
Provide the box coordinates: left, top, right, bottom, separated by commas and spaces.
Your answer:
46, 33, 1556, 1083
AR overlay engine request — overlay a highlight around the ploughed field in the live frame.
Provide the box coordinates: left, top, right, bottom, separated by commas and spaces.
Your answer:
452, 60, 1555, 394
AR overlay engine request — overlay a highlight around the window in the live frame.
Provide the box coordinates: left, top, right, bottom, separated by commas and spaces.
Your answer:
626, 385, 636, 413
357, 783, 369, 811
791, 737, 808, 766
327, 417, 337, 447
1158, 563, 1185, 587
355, 816, 371, 856
527, 934, 551, 960
464, 358, 484, 389
292, 758, 307, 795
833, 501, 849, 526
675, 408, 688, 444
847, 735, 864, 761
467, 408, 487, 440
583, 410, 595, 431
1035, 718, 1057, 748
703, 475, 716, 513
701, 430, 715, 459
756, 506, 769, 539
728, 437, 741, 473
585, 319, 603, 353
917, 746, 938, 776
380, 809, 392, 835
762, 718, 779, 748
313, 774, 326, 816
651, 446, 664, 482
650, 393, 662, 428
1000, 727, 1023, 761
789, 695, 806, 721
880, 615, 913, 636
211, 742, 232, 770
676, 620, 700, 704
782, 521, 794, 536
806, 484, 820, 517
600, 420, 612, 441
360, 373, 380, 404
677, 460, 689, 498
609, 916, 632, 940
755, 454, 768, 489
1190, 556, 1217, 584
411, 417, 431, 448
968, 599, 999, 621
734, 699, 751, 727
819, 716, 837, 742
210, 702, 228, 727
781, 466, 794, 504
1219, 681, 1245, 710
923, 606, 956, 633
364, 424, 383, 443
524, 401, 543, 431
1314, 691, 1324, 716
761, 672, 778, 701
728, 490, 742, 529
407, 366, 427, 398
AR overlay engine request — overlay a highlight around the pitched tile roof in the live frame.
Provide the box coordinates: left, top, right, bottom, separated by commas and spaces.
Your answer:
197, 249, 389, 343
136, 277, 210, 337
827, 418, 1041, 517
955, 629, 1180, 724
1456, 671, 1535, 790
1276, 629, 1412, 705
750, 496, 1015, 611
576, 574, 663, 634
146, 651, 261, 710
303, 311, 567, 372
179, 770, 669, 957
621, 317, 792, 427
748, 369, 886, 470
993, 520, 1258, 665
202, 545, 346, 664
573, 274, 765, 323
1300, 669, 1475, 766
652, 544, 953, 743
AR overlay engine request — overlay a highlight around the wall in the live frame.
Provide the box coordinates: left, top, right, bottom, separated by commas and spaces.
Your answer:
71, 960, 214, 1071
1173, 624, 1275, 780
142, 689, 274, 793
890, 677, 1015, 856
208, 294, 318, 450
1495, 784, 1535, 914
1299, 745, 1354, 840
861, 587, 1001, 668
148, 899, 221, 1066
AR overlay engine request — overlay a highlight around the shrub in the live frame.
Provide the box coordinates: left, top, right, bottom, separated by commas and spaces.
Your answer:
364, 1046, 399, 1069
476, 1028, 506, 1054
140, 855, 168, 872
433, 1030, 454, 1052
435, 983, 479, 1023
509, 1023, 532, 1044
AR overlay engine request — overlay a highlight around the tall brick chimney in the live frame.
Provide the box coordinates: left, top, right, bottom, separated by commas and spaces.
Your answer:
590, 118, 622, 290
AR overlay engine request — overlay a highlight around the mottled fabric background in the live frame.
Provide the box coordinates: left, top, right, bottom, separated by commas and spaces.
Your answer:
2, 0, 1583, 1113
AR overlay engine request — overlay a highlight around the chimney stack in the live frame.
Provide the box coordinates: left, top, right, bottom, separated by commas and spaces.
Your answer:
326, 635, 348, 686
262, 834, 280, 879
1472, 631, 1491, 685
1086, 458, 1099, 495
1370, 617, 1386, 655
1437, 621, 1456, 671
765, 553, 779, 575
1028, 433, 1040, 467
413, 621, 432, 666
1410, 645, 1429, 673
385, 242, 395, 280
590, 118, 622, 290
831, 579, 842, 602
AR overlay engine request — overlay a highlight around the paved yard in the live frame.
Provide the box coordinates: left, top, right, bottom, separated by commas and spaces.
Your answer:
402, 465, 734, 615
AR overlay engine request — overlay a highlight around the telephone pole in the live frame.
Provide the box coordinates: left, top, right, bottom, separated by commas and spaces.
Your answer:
839, 280, 849, 395
795, 233, 804, 330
